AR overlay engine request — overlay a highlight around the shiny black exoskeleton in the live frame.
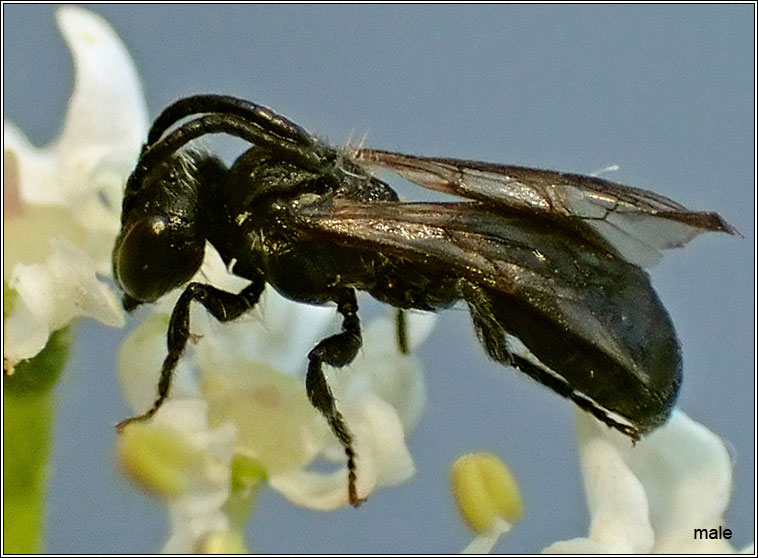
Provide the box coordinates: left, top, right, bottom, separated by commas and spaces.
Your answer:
113, 95, 736, 506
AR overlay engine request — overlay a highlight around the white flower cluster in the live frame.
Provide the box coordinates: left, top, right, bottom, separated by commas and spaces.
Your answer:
4, 6, 147, 371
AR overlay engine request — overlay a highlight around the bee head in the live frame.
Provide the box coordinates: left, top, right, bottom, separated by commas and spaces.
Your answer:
112, 151, 223, 310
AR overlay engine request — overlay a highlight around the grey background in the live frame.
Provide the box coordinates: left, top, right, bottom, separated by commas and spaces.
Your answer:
3, 4, 754, 553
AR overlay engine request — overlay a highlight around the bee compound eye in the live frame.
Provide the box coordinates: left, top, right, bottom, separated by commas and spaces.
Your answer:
114, 215, 172, 303
114, 215, 203, 304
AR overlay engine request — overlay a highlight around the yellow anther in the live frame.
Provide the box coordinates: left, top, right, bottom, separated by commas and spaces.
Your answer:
116, 422, 203, 497
451, 452, 523, 534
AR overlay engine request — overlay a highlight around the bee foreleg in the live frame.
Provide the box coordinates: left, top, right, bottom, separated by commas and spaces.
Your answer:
116, 278, 265, 432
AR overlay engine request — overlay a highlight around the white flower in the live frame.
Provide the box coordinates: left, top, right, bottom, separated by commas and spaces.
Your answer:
3, 6, 148, 371
117, 247, 433, 548
542, 409, 749, 554
117, 400, 239, 553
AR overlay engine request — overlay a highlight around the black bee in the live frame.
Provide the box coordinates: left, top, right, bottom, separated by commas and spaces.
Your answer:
113, 94, 737, 506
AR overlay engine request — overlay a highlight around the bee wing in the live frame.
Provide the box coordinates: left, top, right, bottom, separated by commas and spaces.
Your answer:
297, 199, 681, 434
352, 148, 738, 267
300, 199, 616, 305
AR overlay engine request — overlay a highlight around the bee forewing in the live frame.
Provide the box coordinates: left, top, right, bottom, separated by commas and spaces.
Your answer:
354, 148, 738, 267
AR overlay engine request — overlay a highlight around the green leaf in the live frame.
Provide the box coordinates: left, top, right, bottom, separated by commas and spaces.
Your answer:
3, 328, 70, 554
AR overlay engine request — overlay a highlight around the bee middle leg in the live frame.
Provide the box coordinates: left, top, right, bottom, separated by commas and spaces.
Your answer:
305, 288, 365, 507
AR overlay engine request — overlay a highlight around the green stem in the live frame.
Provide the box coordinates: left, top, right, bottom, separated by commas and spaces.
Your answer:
3, 328, 70, 554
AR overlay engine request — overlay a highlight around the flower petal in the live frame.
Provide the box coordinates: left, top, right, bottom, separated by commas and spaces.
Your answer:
201, 355, 330, 475
541, 412, 656, 553
49, 7, 147, 205
268, 468, 354, 511
553, 409, 739, 554
608, 410, 735, 553
3, 122, 58, 206
270, 393, 415, 510
5, 239, 124, 368
344, 393, 416, 488
3, 146, 88, 275
403, 310, 437, 352
9, 7, 147, 209
575, 413, 655, 553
